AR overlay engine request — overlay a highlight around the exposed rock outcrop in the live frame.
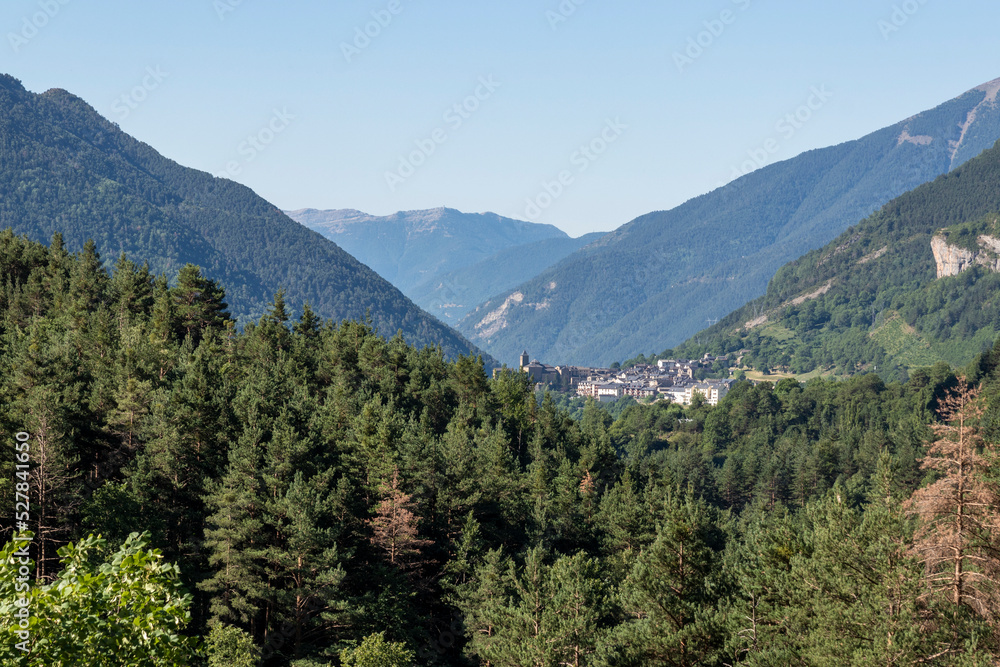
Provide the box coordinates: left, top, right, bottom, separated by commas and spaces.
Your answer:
931, 234, 1000, 278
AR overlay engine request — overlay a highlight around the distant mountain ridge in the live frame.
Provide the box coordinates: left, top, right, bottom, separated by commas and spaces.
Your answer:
458, 77, 1000, 367
288, 207, 567, 291
287, 207, 605, 323
0, 74, 490, 362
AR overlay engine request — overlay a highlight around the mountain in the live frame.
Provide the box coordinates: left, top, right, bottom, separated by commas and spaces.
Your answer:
407, 232, 606, 323
288, 207, 604, 323
0, 74, 490, 362
458, 78, 1000, 367
667, 136, 1000, 381
287, 207, 564, 289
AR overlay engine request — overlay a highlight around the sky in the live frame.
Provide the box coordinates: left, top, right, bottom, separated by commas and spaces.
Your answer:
2, 0, 999, 238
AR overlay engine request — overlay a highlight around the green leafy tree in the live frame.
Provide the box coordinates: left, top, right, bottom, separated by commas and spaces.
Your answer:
340, 631, 413, 667
207, 624, 260, 667
0, 532, 200, 666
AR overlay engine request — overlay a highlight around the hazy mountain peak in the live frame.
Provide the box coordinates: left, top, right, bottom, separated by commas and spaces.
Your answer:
287, 207, 572, 297
0, 74, 24, 91
974, 77, 1000, 101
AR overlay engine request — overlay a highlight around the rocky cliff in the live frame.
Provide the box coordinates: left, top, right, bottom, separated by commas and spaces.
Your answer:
931, 234, 1000, 277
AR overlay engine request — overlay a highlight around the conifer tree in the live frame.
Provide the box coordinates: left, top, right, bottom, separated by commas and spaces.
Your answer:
67, 239, 108, 326
129, 334, 231, 557
455, 548, 514, 664
614, 488, 725, 666
906, 380, 1000, 619
200, 427, 268, 634
109, 253, 154, 326
150, 273, 176, 346
595, 471, 652, 556
3, 323, 83, 579
171, 264, 229, 343
544, 552, 613, 667
368, 468, 431, 568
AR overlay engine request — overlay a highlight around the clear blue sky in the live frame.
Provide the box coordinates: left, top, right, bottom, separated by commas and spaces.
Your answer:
3, 0, 999, 237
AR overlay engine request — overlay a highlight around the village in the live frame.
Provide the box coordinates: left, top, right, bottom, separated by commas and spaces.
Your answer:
518, 351, 736, 406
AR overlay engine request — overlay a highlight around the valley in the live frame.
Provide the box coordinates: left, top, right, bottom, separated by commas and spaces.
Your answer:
6, 6, 1000, 663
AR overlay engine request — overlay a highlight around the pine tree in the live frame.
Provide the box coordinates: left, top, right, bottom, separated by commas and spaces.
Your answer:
455, 548, 514, 665
200, 427, 268, 634
128, 336, 231, 557
150, 273, 176, 346
263, 470, 349, 661
294, 302, 322, 339
259, 289, 292, 351
595, 471, 653, 556
504, 545, 549, 666
3, 323, 83, 580
67, 239, 108, 326
906, 379, 1000, 619
109, 253, 154, 325
171, 264, 229, 343
614, 488, 726, 666
544, 552, 613, 667
368, 468, 431, 568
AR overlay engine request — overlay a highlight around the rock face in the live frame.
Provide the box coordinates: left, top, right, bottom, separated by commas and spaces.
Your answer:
931, 234, 1000, 278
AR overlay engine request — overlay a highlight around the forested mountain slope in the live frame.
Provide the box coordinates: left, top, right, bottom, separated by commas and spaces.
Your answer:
670, 137, 1000, 380
0, 74, 487, 361
6, 229, 1000, 664
460, 78, 1000, 366
406, 231, 605, 323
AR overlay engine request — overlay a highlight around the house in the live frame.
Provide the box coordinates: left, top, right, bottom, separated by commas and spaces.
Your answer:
688, 379, 734, 406
596, 383, 623, 402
